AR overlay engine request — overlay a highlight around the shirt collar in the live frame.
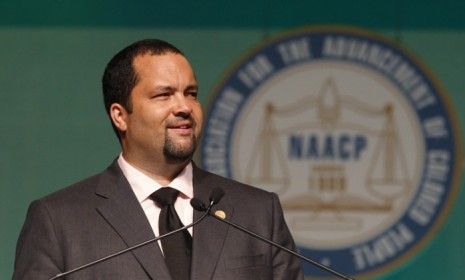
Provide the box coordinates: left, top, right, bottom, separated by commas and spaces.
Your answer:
117, 154, 194, 203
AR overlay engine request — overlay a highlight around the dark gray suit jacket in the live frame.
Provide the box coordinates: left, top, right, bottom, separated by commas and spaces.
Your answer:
13, 161, 303, 279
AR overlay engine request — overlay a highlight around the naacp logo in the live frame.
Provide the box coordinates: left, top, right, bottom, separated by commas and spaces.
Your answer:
200, 27, 462, 277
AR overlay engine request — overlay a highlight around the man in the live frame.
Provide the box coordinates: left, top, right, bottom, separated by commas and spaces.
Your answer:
13, 39, 304, 279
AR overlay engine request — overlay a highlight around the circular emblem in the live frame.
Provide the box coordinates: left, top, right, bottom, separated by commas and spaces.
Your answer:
200, 26, 462, 277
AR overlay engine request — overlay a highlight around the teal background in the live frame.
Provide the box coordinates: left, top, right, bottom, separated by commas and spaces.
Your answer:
1, 1, 464, 279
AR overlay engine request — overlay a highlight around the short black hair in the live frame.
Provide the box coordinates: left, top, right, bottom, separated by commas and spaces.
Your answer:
102, 39, 184, 140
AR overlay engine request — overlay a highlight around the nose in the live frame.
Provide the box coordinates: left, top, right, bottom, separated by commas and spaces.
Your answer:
172, 93, 193, 116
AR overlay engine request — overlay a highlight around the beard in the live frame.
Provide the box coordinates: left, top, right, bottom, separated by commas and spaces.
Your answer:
163, 134, 198, 163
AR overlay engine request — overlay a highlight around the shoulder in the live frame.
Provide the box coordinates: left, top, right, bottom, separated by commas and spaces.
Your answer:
34, 161, 121, 210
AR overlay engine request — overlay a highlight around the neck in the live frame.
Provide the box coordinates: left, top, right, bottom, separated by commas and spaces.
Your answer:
122, 152, 190, 186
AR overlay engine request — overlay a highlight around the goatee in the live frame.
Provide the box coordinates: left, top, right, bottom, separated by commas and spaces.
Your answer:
163, 135, 197, 163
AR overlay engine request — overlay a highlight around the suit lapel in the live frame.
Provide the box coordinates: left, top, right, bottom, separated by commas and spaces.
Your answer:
95, 162, 171, 280
191, 166, 232, 280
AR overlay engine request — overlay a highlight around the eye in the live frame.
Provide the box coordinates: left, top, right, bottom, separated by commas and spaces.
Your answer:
187, 91, 198, 99
151, 92, 171, 99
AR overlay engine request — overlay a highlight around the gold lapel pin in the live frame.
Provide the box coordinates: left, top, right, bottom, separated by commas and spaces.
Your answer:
214, 210, 226, 220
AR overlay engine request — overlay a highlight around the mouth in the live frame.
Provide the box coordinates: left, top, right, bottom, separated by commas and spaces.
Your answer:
167, 121, 194, 135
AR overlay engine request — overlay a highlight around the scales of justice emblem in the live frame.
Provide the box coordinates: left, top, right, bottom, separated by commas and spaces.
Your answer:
201, 28, 461, 277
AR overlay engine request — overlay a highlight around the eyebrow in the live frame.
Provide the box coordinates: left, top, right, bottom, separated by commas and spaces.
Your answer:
186, 85, 199, 91
153, 85, 198, 91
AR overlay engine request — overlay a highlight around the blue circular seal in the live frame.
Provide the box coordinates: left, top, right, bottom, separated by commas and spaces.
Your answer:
200, 27, 462, 278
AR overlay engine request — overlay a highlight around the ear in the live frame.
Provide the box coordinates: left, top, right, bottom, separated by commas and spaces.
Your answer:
110, 103, 129, 133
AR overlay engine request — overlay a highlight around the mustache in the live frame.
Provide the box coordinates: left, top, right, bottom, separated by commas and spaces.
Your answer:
165, 115, 196, 127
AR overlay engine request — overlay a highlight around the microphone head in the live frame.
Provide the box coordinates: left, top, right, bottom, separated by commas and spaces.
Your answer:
209, 187, 225, 205
190, 198, 208, 211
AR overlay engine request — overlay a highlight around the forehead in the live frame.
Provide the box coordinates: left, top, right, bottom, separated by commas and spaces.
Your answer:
132, 53, 196, 81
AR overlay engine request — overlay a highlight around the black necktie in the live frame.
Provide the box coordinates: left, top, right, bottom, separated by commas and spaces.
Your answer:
151, 187, 192, 280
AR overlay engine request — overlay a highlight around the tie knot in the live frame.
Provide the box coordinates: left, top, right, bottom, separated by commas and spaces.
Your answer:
151, 187, 180, 206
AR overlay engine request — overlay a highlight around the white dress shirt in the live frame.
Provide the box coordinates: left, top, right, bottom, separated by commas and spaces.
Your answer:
117, 154, 194, 252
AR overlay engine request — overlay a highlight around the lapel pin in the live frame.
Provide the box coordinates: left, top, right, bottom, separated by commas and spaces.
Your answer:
214, 210, 226, 220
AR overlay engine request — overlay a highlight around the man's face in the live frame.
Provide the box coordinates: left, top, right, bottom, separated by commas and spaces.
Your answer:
118, 53, 203, 163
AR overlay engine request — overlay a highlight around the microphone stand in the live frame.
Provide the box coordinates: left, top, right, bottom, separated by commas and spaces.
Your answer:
193, 187, 354, 279
193, 188, 354, 279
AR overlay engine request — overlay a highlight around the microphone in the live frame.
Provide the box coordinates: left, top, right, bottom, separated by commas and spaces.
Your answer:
209, 187, 225, 205
189, 187, 223, 212
49, 197, 215, 280
192, 187, 355, 280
